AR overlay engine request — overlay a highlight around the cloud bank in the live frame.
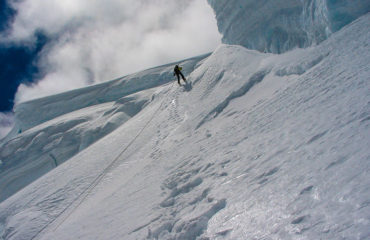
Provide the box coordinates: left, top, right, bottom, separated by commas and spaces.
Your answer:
5, 0, 221, 103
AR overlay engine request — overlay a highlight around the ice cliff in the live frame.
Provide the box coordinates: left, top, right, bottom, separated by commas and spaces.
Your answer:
208, 0, 370, 53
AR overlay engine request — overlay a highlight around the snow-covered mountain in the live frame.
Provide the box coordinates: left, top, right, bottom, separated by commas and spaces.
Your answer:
1, 1, 369, 240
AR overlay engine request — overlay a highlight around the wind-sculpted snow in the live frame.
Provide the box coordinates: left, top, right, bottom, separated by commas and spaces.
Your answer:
208, 0, 370, 53
0, 13, 369, 240
0, 91, 153, 202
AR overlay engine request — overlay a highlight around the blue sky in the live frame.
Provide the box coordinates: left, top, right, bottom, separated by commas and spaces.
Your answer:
0, 0, 220, 138
0, 0, 42, 112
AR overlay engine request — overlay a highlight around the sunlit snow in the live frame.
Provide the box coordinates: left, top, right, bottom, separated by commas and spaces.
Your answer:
0, 3, 369, 240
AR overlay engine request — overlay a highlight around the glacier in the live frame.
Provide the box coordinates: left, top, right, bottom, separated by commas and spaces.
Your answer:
0, 2, 369, 240
208, 0, 370, 53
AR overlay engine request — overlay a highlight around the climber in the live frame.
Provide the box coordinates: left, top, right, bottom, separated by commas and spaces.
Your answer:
174, 65, 187, 85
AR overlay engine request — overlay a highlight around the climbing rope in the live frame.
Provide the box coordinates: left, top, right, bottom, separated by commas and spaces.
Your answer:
30, 82, 175, 240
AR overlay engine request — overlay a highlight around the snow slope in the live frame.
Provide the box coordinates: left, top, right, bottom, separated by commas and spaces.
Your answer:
0, 11, 369, 240
0, 53, 210, 203
208, 0, 370, 53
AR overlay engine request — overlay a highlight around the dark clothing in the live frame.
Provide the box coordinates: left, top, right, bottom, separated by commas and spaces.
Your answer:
176, 71, 186, 84
174, 65, 186, 85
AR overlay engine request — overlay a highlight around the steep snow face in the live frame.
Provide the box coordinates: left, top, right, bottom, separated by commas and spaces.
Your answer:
0, 54, 209, 203
0, 13, 369, 240
207, 0, 370, 53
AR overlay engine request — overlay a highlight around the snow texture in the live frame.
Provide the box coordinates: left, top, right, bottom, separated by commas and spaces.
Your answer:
0, 7, 369, 240
208, 0, 370, 53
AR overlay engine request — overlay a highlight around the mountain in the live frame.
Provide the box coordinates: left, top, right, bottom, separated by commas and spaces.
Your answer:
0, 1, 369, 240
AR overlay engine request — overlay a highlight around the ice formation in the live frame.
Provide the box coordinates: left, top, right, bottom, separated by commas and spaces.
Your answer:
208, 0, 370, 53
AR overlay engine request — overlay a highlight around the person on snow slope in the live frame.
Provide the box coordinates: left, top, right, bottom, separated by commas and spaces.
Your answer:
174, 65, 187, 85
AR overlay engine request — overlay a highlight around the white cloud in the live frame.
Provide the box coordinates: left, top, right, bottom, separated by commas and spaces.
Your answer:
5, 0, 221, 103
0, 112, 14, 139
